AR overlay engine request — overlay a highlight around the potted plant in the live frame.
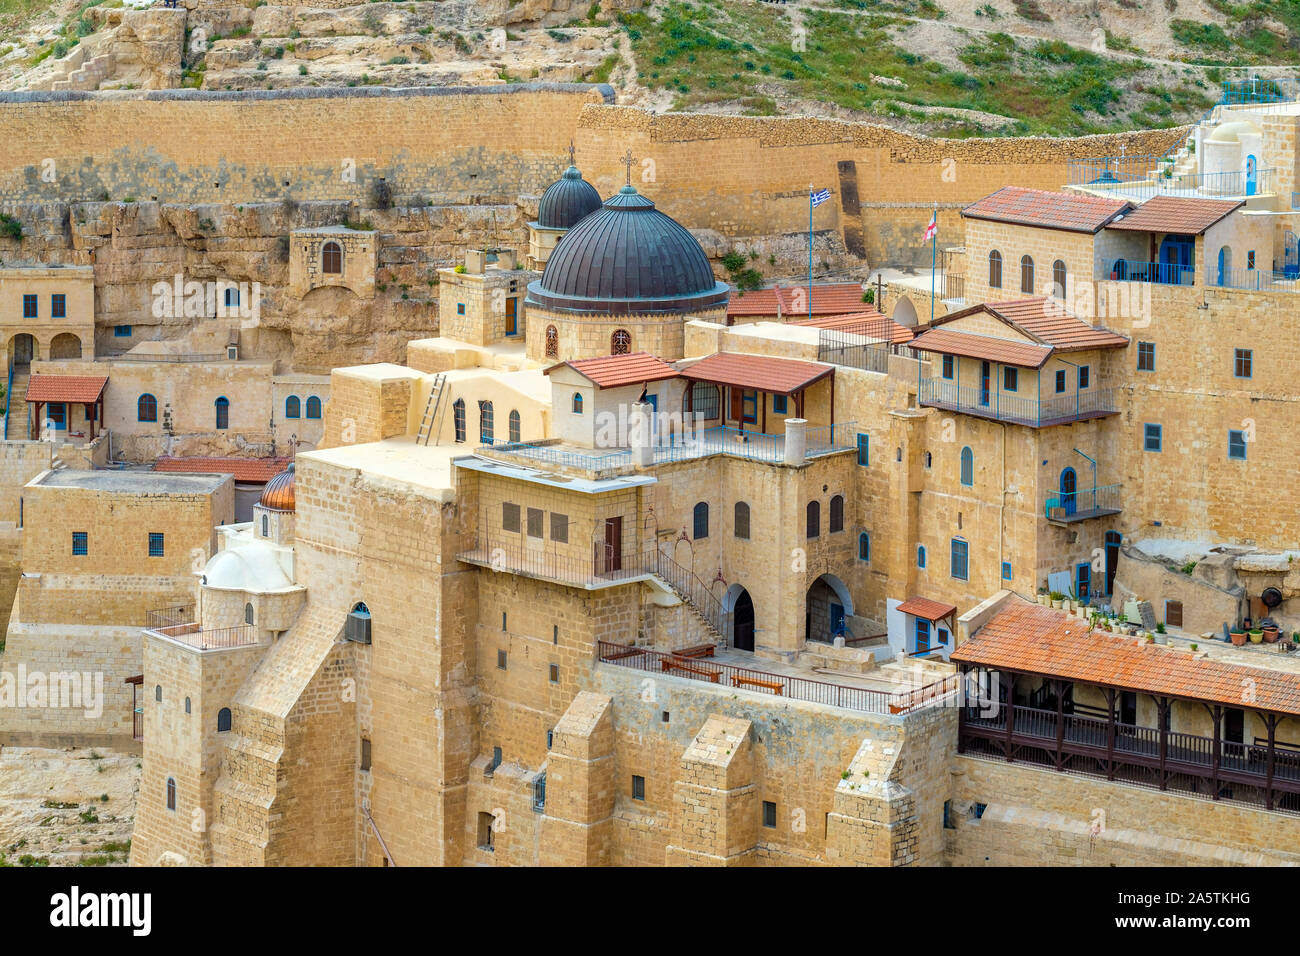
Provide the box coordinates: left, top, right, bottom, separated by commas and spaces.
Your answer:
1156, 622, 1167, 635
1050, 591, 1064, 610
1249, 627, 1264, 644
1036, 588, 1050, 606
1190, 643, 1199, 652
1230, 627, 1248, 646
1263, 624, 1280, 643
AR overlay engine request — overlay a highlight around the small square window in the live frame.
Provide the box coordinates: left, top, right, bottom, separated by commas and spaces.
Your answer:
1234, 348, 1253, 379
114, 325, 132, 337
497, 650, 507, 670
72, 531, 88, 555
148, 532, 164, 557
1143, 423, 1162, 452
1137, 341, 1155, 372
631, 775, 646, 801
1002, 367, 1018, 392
762, 801, 777, 829
549, 663, 559, 683
1228, 429, 1248, 461
1001, 561, 1012, 581
502, 502, 520, 533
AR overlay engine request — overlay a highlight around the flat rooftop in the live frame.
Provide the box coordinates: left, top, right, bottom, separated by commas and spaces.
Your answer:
302, 436, 461, 502
31, 470, 230, 495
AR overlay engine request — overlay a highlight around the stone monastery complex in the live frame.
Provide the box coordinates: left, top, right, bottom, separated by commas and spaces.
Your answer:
4, 68, 1300, 867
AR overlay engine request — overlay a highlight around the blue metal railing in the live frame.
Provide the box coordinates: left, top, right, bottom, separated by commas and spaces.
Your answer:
1107, 259, 1196, 285
1045, 483, 1122, 521
478, 441, 633, 472
1069, 159, 1273, 199
1210, 266, 1300, 293
1221, 78, 1300, 105
920, 379, 1118, 427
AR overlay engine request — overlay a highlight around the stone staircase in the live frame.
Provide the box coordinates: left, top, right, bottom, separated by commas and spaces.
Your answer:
6, 369, 30, 442
30, 46, 116, 92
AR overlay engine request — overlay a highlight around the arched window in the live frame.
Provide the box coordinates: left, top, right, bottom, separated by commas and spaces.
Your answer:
214, 396, 230, 430
508, 409, 521, 443
478, 401, 494, 444
960, 446, 973, 486
244, 602, 254, 625
689, 382, 720, 420
829, 494, 845, 533
1020, 255, 1034, 294
545, 325, 558, 358
1052, 259, 1067, 298
988, 250, 1003, 289
305, 396, 322, 419
572, 393, 583, 414
734, 501, 750, 540
184, 697, 190, 714
285, 395, 301, 419
693, 502, 709, 539
453, 399, 466, 442
924, 451, 932, 469
137, 393, 157, 423
806, 500, 820, 539
166, 777, 176, 811
261, 514, 269, 537
155, 684, 162, 702
217, 708, 232, 733
858, 532, 870, 561
611, 329, 632, 355
917, 545, 927, 569
322, 241, 342, 274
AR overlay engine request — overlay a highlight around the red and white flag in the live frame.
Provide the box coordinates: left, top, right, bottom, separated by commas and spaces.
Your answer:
922, 211, 938, 243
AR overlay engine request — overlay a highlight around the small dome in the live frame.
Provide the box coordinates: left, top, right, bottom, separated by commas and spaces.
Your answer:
527, 185, 730, 315
537, 165, 603, 230
203, 542, 294, 593
1208, 120, 1261, 144
259, 461, 295, 512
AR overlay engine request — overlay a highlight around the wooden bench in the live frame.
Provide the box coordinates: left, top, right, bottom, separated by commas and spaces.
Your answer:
660, 657, 721, 682
602, 646, 643, 661
731, 674, 783, 695
672, 643, 717, 659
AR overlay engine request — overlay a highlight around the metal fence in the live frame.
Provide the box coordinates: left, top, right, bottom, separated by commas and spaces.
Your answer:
920, 379, 1118, 427
817, 327, 892, 372
1211, 266, 1300, 293
1108, 259, 1196, 286
145, 604, 194, 630
114, 352, 228, 364
146, 623, 259, 650
1044, 483, 1122, 521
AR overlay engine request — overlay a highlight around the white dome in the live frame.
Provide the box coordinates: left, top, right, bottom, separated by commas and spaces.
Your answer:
1208, 120, 1261, 144
202, 541, 294, 593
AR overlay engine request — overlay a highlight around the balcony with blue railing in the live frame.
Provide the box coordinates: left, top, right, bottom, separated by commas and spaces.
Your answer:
1068, 155, 1274, 202
1210, 265, 1300, 294
1106, 259, 1196, 286
919, 379, 1119, 428
1044, 483, 1122, 523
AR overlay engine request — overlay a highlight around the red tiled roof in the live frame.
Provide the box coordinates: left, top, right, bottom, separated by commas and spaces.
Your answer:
963, 186, 1131, 234
544, 351, 679, 389
911, 327, 1054, 368
154, 456, 290, 483
897, 596, 957, 621
982, 298, 1129, 351
727, 283, 869, 317
791, 310, 915, 345
952, 597, 1300, 717
680, 352, 834, 395
1106, 195, 1243, 235
25, 374, 107, 404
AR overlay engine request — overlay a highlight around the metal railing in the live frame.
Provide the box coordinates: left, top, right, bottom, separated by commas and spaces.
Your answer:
477, 440, 634, 473
1210, 266, 1300, 293
920, 379, 1119, 427
456, 537, 657, 588
145, 604, 195, 630
817, 327, 892, 372
145, 623, 259, 650
133, 706, 143, 741
804, 422, 857, 456
1069, 156, 1274, 199
1106, 259, 1196, 286
1221, 78, 1300, 105
1045, 483, 1122, 521
113, 352, 229, 363
652, 548, 727, 637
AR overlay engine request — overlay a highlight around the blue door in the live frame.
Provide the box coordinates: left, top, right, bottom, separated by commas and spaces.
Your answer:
1060, 467, 1077, 516
1218, 246, 1231, 286
830, 603, 845, 637
1076, 563, 1091, 600
1246, 154, 1257, 196
47, 402, 66, 430
915, 618, 931, 653
979, 361, 991, 407
1159, 236, 1193, 284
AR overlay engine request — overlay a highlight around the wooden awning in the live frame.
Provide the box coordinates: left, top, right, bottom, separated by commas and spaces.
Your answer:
897, 596, 958, 621
26, 374, 108, 404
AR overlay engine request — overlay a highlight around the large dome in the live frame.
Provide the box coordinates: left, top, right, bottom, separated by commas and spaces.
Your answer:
526, 185, 730, 315
537, 165, 603, 229
259, 462, 295, 512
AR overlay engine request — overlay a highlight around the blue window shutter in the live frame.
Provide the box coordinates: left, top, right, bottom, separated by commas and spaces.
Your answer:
856, 433, 868, 466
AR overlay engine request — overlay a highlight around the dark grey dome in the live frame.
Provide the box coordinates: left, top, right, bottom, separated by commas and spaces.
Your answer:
527, 185, 730, 315
537, 165, 603, 229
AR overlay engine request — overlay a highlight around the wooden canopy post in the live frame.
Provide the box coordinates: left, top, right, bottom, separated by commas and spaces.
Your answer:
1054, 678, 1066, 770
1266, 712, 1278, 811
1004, 671, 1016, 762
1211, 704, 1222, 800
30, 400, 42, 441
1105, 687, 1117, 780
1157, 696, 1170, 791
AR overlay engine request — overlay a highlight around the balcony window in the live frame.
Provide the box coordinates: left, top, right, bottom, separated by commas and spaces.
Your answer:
1144, 423, 1162, 452
951, 538, 969, 581
502, 502, 521, 533
1137, 342, 1155, 372
1003, 367, 1018, 392
479, 400, 494, 444
526, 507, 543, 538
550, 513, 568, 543
1234, 348, 1253, 379
1228, 429, 1247, 461
942, 354, 954, 380
856, 433, 868, 467
1055, 370, 1066, 393
1078, 365, 1090, 389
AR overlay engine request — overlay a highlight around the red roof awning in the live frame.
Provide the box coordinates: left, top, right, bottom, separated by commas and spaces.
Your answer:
544, 351, 679, 389
679, 353, 833, 395
897, 596, 958, 621
911, 328, 1054, 369
154, 456, 290, 483
25, 375, 108, 404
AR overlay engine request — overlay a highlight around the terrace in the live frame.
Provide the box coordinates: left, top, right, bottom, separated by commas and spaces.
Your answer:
143, 621, 261, 651
1068, 155, 1275, 203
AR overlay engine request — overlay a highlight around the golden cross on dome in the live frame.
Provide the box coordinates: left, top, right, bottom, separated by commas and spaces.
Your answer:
567, 141, 576, 166
620, 148, 638, 186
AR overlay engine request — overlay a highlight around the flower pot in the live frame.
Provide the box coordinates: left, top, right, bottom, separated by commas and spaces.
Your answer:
1263, 626, 1280, 644
1231, 630, 1247, 646
1249, 630, 1264, 644
1052, 600, 1064, 610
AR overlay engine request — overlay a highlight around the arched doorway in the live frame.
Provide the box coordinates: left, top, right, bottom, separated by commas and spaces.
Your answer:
49, 333, 81, 360
1246, 155, 1258, 196
805, 573, 854, 644
1105, 531, 1122, 596
723, 584, 755, 652
9, 333, 34, 368
1060, 467, 1077, 517
1218, 246, 1232, 285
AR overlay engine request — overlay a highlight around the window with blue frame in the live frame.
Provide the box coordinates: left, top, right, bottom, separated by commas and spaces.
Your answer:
741, 390, 758, 424
1055, 369, 1066, 393
917, 545, 926, 569
1002, 561, 1012, 581
1078, 365, 1090, 389
224, 287, 240, 309
457, 303, 465, 315
856, 433, 868, 467
137, 393, 157, 422
1003, 367, 1018, 392
915, 618, 930, 651
693, 502, 709, 540
858, 532, 870, 561
1234, 348, 1253, 378
148, 532, 165, 557
285, 395, 301, 419
114, 325, 132, 337
51, 294, 65, 318
950, 538, 969, 581
572, 393, 583, 414
46, 403, 66, 429
306, 396, 321, 419
1143, 423, 1162, 452
1228, 429, 1248, 460
1137, 342, 1155, 372
72, 531, 88, 555
215, 396, 230, 430
22, 294, 37, 318
478, 400, 494, 444
772, 394, 787, 415
960, 446, 973, 486
942, 354, 954, 380
937, 626, 950, 646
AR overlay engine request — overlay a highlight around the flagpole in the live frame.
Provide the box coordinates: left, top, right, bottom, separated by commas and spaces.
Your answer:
808, 183, 814, 320
930, 205, 937, 325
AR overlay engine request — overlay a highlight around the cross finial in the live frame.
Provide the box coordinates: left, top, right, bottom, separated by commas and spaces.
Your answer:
621, 148, 637, 186
567, 140, 576, 166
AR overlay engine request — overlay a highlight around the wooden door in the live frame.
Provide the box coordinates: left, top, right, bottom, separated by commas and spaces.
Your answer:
603, 516, 622, 573
729, 387, 743, 423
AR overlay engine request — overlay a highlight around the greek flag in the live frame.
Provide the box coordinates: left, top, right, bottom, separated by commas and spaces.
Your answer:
810, 188, 831, 207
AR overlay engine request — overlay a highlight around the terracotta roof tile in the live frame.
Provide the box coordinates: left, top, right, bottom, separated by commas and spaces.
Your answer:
896, 596, 958, 620
680, 352, 834, 395
911, 327, 1054, 368
963, 186, 1131, 233
790, 310, 915, 344
25, 375, 108, 404
953, 597, 1300, 717
727, 283, 868, 317
983, 298, 1129, 351
154, 456, 290, 483
544, 351, 679, 389
1106, 195, 1243, 235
